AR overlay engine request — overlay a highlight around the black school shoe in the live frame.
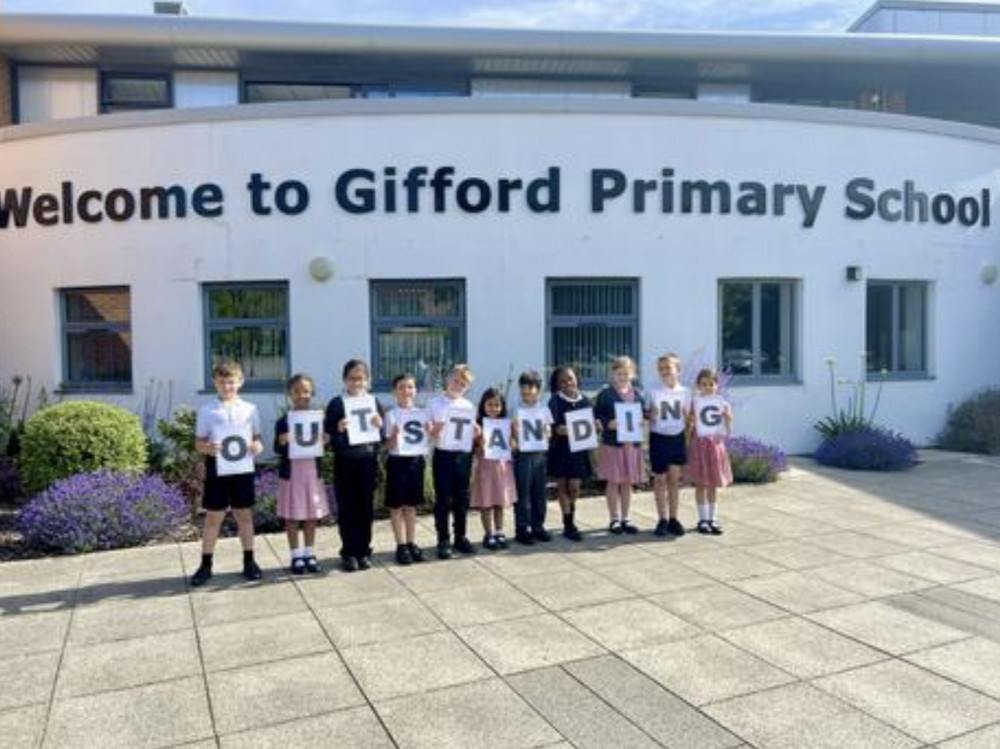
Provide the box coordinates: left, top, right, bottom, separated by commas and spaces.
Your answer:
654, 519, 670, 537
408, 543, 425, 563
304, 555, 322, 574
667, 518, 687, 537
357, 556, 372, 570
341, 556, 360, 572
563, 524, 583, 542
453, 537, 476, 555
515, 529, 536, 546
190, 563, 213, 587
532, 528, 553, 542
243, 560, 263, 581
436, 541, 453, 560
395, 544, 413, 565
621, 519, 639, 535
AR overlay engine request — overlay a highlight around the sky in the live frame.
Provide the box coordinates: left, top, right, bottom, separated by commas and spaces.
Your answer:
0, 0, 918, 32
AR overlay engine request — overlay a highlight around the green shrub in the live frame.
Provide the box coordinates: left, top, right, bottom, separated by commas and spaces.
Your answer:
20, 401, 148, 494
151, 407, 204, 511
939, 388, 1000, 456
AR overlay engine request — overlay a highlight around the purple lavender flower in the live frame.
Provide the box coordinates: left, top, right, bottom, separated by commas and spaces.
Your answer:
815, 428, 916, 471
726, 435, 788, 483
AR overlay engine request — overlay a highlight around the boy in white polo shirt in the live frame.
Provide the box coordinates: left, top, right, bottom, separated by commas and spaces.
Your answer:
190, 360, 264, 587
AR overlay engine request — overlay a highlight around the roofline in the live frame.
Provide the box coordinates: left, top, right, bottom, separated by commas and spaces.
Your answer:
3, 12, 1000, 65
847, 0, 1000, 32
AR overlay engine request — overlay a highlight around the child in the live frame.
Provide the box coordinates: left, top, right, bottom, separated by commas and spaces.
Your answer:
274, 373, 331, 574
324, 359, 383, 572
646, 353, 690, 537
688, 367, 733, 535
190, 360, 264, 587
594, 356, 645, 534
383, 373, 427, 565
513, 370, 552, 545
472, 387, 517, 549
427, 364, 477, 559
547, 365, 592, 541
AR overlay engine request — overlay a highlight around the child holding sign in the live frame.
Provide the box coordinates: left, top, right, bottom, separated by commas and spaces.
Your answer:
646, 353, 691, 537
547, 366, 592, 541
472, 387, 517, 550
594, 356, 645, 535
688, 368, 733, 535
274, 373, 330, 575
190, 360, 264, 587
428, 364, 478, 559
324, 359, 384, 572
513, 370, 553, 545
383, 373, 428, 566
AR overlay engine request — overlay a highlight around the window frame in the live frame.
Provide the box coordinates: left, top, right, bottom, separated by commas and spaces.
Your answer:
546, 277, 641, 389
718, 278, 799, 383
369, 278, 467, 390
865, 279, 930, 380
202, 281, 290, 391
60, 285, 133, 393
99, 71, 173, 113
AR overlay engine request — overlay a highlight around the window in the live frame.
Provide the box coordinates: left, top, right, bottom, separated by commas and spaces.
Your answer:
100, 72, 171, 113
719, 279, 797, 379
61, 287, 132, 390
203, 282, 289, 389
866, 281, 928, 376
547, 278, 639, 387
370, 279, 466, 389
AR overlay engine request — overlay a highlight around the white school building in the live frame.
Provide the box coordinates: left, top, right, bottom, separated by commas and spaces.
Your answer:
1, 0, 999, 453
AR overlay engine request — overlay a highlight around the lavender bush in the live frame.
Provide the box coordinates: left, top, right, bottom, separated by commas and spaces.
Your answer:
814, 427, 916, 471
938, 387, 1000, 455
18, 470, 187, 554
253, 470, 282, 532
726, 435, 788, 483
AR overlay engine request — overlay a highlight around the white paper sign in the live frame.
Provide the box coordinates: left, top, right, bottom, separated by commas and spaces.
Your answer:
651, 389, 687, 436
396, 409, 429, 457
214, 424, 255, 476
482, 418, 512, 461
694, 396, 729, 438
516, 407, 550, 452
287, 410, 325, 459
440, 406, 476, 452
344, 395, 381, 446
614, 402, 644, 444
565, 407, 598, 453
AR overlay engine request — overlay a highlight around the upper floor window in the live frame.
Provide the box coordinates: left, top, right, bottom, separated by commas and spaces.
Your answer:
203, 282, 289, 390
370, 279, 466, 390
866, 281, 928, 377
547, 278, 640, 387
61, 287, 132, 391
720, 279, 798, 380
100, 72, 172, 113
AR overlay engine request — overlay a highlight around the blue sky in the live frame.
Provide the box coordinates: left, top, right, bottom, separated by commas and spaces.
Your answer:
0, 0, 903, 32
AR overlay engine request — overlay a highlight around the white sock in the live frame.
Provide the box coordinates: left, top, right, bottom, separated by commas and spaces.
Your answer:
708, 503, 718, 522
697, 504, 709, 522
303, 546, 314, 558
291, 547, 303, 560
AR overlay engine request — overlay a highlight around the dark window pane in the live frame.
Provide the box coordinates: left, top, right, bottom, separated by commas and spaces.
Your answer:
897, 284, 926, 372
374, 284, 461, 318
207, 288, 286, 320
208, 327, 287, 383
552, 324, 635, 384
866, 285, 894, 372
64, 289, 131, 324
66, 330, 132, 383
376, 326, 461, 383
550, 282, 633, 316
721, 283, 753, 374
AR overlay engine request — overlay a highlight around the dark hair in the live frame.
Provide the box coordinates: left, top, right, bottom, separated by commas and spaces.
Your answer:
342, 359, 370, 380
549, 365, 577, 393
212, 359, 243, 380
518, 370, 543, 389
287, 372, 315, 393
477, 387, 507, 423
392, 372, 416, 388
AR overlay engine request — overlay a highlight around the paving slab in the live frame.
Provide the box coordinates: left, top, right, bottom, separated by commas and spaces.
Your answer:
507, 665, 664, 749
340, 630, 492, 700
457, 612, 606, 674
0, 610, 70, 657
376, 677, 560, 749
0, 704, 47, 749
621, 633, 795, 705
906, 637, 1000, 700
564, 655, 742, 749
43, 676, 213, 749
385, 557, 499, 593
649, 583, 786, 631
596, 557, 713, 596
731, 570, 863, 614
560, 597, 700, 650
218, 706, 395, 749
513, 567, 634, 611
813, 659, 1000, 744
675, 547, 785, 581
806, 601, 971, 655
719, 616, 886, 678
291, 566, 408, 607
420, 580, 545, 627
935, 723, 1000, 749
314, 593, 444, 647
808, 531, 912, 559
810, 560, 933, 598
190, 579, 307, 627
67, 595, 194, 646
0, 651, 60, 711
743, 539, 852, 570
56, 628, 201, 698
704, 681, 919, 749
207, 651, 365, 735
198, 612, 332, 672
929, 541, 1000, 573
873, 551, 994, 585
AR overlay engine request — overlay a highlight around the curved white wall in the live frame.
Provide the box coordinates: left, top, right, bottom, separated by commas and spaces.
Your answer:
2, 99, 999, 452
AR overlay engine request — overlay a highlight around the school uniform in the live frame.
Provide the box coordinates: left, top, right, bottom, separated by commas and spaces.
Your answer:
514, 404, 553, 536
594, 384, 645, 484
645, 384, 691, 473
274, 414, 330, 521
428, 393, 475, 544
196, 397, 261, 511
546, 392, 594, 480
382, 407, 427, 509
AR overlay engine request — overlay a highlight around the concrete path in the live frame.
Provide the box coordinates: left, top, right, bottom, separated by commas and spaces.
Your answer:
4, 451, 1000, 749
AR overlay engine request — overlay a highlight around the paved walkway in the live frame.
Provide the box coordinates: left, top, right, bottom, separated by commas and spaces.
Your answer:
3, 451, 1000, 749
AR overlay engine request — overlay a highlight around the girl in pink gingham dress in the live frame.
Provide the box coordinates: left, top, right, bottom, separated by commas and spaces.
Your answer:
687, 368, 733, 535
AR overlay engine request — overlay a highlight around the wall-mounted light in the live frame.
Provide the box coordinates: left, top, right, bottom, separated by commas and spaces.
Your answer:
846, 265, 863, 282
309, 256, 334, 282
981, 262, 999, 285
